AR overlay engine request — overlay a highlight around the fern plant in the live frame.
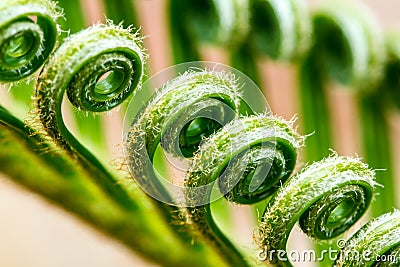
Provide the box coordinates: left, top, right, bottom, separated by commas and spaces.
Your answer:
1, 0, 399, 267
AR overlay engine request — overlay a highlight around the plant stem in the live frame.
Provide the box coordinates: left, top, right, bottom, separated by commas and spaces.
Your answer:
298, 54, 332, 162
359, 92, 396, 216
0, 121, 227, 267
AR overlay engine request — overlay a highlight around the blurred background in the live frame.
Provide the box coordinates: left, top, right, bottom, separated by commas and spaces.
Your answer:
1, 0, 400, 266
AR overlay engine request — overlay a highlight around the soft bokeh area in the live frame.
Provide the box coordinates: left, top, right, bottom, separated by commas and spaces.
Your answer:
1, 0, 399, 266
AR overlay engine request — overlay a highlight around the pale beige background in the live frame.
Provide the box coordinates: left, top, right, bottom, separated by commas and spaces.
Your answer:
1, 0, 399, 266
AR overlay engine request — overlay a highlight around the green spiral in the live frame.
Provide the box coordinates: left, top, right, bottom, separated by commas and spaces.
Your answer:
256, 155, 376, 266
310, 1, 384, 88
184, 114, 303, 267
0, 0, 59, 82
35, 23, 146, 209
231, 0, 311, 87
335, 209, 400, 266
125, 69, 243, 204
249, 0, 311, 61
168, 0, 250, 63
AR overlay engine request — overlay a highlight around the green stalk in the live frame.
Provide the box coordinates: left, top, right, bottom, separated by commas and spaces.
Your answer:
230, 41, 262, 87
57, 0, 106, 151
298, 53, 332, 162
168, 0, 201, 63
359, 93, 396, 216
0, 121, 228, 267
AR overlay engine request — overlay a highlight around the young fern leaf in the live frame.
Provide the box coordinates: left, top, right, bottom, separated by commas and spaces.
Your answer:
35, 23, 146, 209
257, 155, 376, 266
249, 0, 311, 61
335, 209, 400, 266
0, 0, 60, 82
168, 0, 250, 63
184, 114, 303, 267
231, 0, 311, 88
126, 69, 242, 204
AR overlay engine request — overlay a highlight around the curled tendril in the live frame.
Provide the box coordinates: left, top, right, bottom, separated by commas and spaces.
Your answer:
168, 0, 250, 63
125, 69, 243, 204
256, 155, 376, 266
249, 0, 311, 61
335, 209, 400, 266
311, 0, 385, 89
0, 0, 60, 82
35, 23, 146, 209
36, 23, 145, 152
184, 114, 303, 266
175, 0, 249, 47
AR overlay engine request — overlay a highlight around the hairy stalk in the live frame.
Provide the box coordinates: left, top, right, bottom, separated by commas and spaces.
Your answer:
257, 155, 376, 266
56, 0, 106, 153
335, 209, 400, 266
185, 114, 303, 267
125, 69, 243, 244
35, 23, 146, 210
0, 122, 228, 267
168, 0, 250, 63
301, 1, 394, 218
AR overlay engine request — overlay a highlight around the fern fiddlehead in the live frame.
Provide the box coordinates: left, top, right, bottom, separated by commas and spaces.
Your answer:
183, 112, 377, 267
0, 3, 230, 264
256, 155, 376, 266
231, 0, 311, 86
0, 0, 59, 82
248, 0, 310, 62
168, 0, 250, 63
185, 114, 302, 267
125, 68, 243, 205
0, 0, 59, 150
335, 209, 400, 266
35, 23, 146, 209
